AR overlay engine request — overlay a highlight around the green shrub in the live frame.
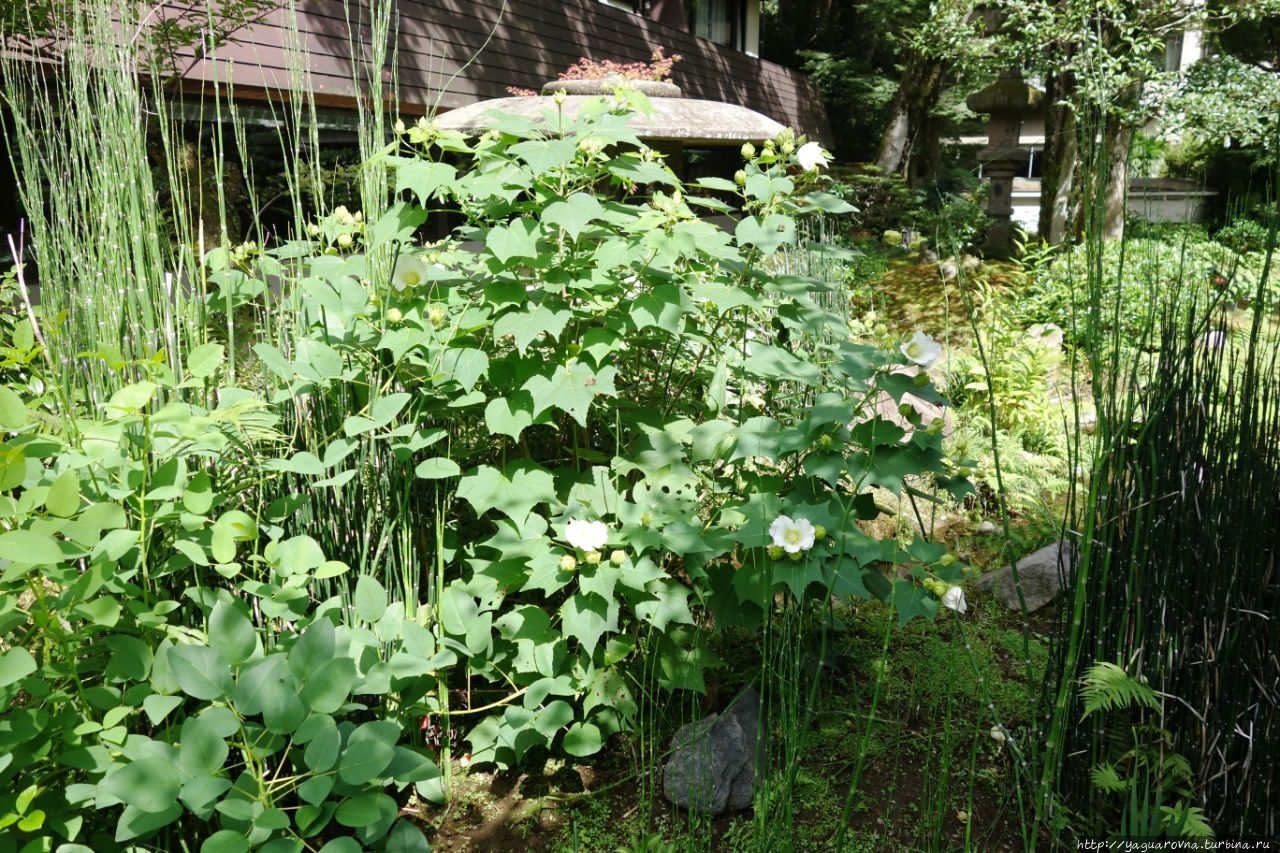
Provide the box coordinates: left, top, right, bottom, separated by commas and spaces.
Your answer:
0, 91, 977, 851
829, 167, 925, 239
1214, 216, 1271, 254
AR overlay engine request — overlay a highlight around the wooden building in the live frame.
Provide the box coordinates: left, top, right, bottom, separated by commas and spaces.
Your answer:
176, 0, 831, 144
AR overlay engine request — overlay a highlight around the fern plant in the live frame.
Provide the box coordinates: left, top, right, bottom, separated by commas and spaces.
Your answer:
1079, 663, 1214, 840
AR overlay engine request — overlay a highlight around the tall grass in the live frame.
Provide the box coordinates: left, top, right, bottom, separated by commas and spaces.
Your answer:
1, 6, 206, 408
1035, 101, 1280, 839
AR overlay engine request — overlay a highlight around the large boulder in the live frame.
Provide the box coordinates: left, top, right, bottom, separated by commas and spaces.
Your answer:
662, 688, 760, 815
975, 541, 1073, 612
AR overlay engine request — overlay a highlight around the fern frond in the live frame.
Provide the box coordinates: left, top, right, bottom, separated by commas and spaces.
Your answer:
1080, 661, 1160, 719
1161, 803, 1215, 839
1091, 761, 1128, 793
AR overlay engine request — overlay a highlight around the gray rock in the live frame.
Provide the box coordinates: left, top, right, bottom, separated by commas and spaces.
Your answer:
662, 688, 760, 814
975, 541, 1073, 612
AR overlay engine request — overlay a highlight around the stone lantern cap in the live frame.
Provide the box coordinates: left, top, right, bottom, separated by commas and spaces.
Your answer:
966, 74, 1045, 116
434, 80, 786, 146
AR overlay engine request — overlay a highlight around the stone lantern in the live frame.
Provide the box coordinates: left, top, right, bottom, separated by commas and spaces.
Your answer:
966, 70, 1043, 257
433, 79, 787, 178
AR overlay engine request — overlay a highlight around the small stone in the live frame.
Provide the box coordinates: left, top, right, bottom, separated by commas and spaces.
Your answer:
662, 688, 760, 815
975, 541, 1074, 612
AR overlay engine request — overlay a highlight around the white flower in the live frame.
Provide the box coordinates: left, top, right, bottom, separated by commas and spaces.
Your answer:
565, 519, 609, 552
901, 331, 942, 367
768, 515, 816, 554
941, 585, 967, 614
795, 141, 829, 172
392, 253, 430, 291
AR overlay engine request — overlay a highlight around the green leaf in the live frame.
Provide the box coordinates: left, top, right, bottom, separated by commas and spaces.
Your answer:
440, 347, 489, 392
414, 456, 461, 479
302, 716, 341, 773
334, 792, 397, 839
167, 644, 232, 701
735, 213, 796, 254
114, 802, 183, 842
338, 721, 400, 785
343, 392, 411, 436
208, 599, 257, 666
0, 530, 64, 566
559, 592, 616, 654
802, 191, 857, 214
484, 395, 534, 441
318, 839, 363, 853
486, 219, 540, 264
201, 830, 250, 853
179, 716, 230, 777
509, 137, 579, 175
234, 655, 305, 734
300, 657, 356, 714
99, 758, 182, 813
272, 535, 325, 576
439, 584, 478, 637
179, 774, 233, 820
523, 362, 617, 426
493, 305, 573, 354
354, 575, 388, 623
0, 646, 36, 688
288, 618, 336, 680
562, 721, 603, 757
186, 343, 226, 380
0, 386, 27, 428
384, 820, 431, 853
104, 381, 158, 417
456, 462, 555, 524
629, 283, 690, 332
366, 202, 428, 247
395, 160, 457, 204
141, 694, 183, 726
184, 471, 215, 515
45, 469, 81, 517
543, 192, 607, 241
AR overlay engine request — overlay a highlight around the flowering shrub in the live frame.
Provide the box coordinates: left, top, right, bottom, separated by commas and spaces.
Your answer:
559, 47, 681, 82
0, 87, 973, 850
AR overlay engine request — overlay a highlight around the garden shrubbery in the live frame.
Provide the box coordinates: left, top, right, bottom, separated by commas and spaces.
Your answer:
0, 70, 977, 849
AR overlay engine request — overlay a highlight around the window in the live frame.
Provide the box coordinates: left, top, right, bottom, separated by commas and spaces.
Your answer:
689, 0, 739, 46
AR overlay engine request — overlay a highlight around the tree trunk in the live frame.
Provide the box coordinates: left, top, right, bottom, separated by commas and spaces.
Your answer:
1101, 121, 1134, 242
1039, 72, 1079, 244
875, 55, 943, 177
875, 89, 911, 174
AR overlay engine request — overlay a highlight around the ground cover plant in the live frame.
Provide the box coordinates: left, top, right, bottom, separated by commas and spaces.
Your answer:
2, 1, 1279, 851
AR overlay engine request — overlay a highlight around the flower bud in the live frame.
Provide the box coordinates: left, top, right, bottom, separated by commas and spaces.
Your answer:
393, 119, 406, 135
640, 511, 652, 526
428, 305, 446, 326
337, 233, 354, 249
585, 550, 602, 566
559, 554, 578, 572
553, 88, 567, 106
766, 544, 784, 560
386, 307, 403, 322
740, 142, 756, 160
873, 323, 888, 337
780, 140, 795, 155
610, 549, 626, 566
812, 525, 826, 540
734, 170, 748, 187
